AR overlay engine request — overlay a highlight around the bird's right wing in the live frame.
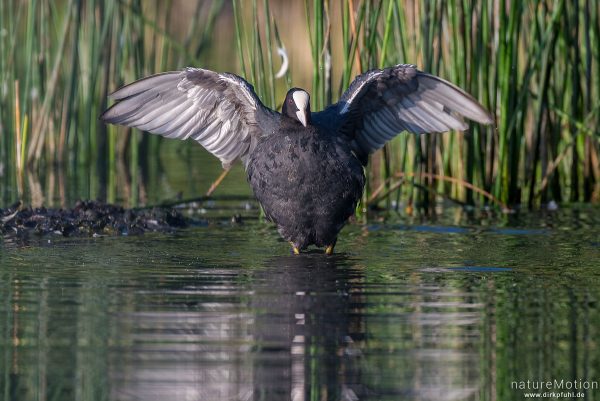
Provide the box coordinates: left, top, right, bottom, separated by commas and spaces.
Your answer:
312, 64, 494, 163
101, 68, 277, 168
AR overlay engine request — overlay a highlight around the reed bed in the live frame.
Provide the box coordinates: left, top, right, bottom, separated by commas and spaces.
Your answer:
1, 0, 598, 209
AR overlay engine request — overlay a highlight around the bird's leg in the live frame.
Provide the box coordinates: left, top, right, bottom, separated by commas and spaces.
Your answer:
325, 240, 337, 255
289, 242, 300, 255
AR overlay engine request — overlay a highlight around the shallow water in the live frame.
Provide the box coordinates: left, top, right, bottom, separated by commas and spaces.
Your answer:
2, 140, 600, 400
1, 205, 599, 401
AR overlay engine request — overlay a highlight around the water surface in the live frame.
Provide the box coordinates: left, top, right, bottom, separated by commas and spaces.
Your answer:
1, 206, 599, 401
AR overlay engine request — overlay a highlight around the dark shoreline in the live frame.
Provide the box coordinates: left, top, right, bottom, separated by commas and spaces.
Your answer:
1, 200, 192, 239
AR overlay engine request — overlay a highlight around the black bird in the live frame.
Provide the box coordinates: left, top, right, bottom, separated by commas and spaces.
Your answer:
101, 64, 493, 254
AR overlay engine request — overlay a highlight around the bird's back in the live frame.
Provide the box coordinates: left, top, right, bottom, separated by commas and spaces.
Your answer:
247, 121, 364, 250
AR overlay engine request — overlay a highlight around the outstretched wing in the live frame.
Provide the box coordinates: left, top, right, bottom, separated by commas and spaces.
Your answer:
101, 68, 277, 168
312, 64, 494, 163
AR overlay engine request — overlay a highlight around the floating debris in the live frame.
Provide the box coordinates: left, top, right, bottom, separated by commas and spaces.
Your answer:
0, 200, 193, 240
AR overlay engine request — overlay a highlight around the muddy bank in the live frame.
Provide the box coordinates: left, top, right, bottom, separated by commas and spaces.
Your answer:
1, 200, 194, 239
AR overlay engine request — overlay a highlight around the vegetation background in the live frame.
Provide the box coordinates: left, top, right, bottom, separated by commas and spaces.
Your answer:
0, 0, 598, 210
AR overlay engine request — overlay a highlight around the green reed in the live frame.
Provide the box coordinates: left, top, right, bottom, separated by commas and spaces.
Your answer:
1, 0, 598, 209
287, 0, 599, 209
0, 0, 224, 205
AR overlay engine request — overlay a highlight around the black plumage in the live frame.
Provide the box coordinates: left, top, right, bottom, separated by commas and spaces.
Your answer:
247, 108, 364, 251
101, 64, 493, 254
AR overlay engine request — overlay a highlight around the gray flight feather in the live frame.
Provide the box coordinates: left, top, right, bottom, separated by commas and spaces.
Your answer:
312, 64, 494, 161
101, 68, 277, 168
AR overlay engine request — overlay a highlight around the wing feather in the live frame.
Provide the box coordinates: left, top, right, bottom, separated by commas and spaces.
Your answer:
101, 68, 277, 168
408, 95, 467, 131
109, 73, 181, 100
312, 64, 493, 160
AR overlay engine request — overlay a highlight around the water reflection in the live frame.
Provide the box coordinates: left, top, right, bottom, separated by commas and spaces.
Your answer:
1, 217, 599, 401
108, 255, 359, 401
251, 255, 362, 401
1, 140, 252, 209
106, 254, 483, 401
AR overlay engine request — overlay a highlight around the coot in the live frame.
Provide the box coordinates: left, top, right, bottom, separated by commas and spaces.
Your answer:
101, 64, 493, 254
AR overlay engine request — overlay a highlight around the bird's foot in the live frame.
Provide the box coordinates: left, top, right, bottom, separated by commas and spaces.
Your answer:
290, 242, 300, 255
325, 244, 335, 255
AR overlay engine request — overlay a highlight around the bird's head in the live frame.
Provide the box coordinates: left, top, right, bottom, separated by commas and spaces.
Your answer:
282, 88, 311, 127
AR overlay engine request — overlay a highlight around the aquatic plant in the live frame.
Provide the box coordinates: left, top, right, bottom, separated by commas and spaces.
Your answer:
0, 0, 598, 209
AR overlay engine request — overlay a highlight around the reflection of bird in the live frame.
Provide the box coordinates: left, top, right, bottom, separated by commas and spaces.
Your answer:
101, 64, 493, 254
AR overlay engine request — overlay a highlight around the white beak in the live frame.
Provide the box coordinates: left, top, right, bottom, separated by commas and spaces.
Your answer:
296, 110, 307, 127
292, 91, 309, 127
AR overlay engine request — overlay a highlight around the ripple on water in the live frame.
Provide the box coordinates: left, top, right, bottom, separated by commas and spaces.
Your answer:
1, 208, 599, 401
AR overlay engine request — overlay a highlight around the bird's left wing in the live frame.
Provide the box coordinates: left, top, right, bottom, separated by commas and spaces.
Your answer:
312, 64, 494, 164
101, 68, 277, 168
